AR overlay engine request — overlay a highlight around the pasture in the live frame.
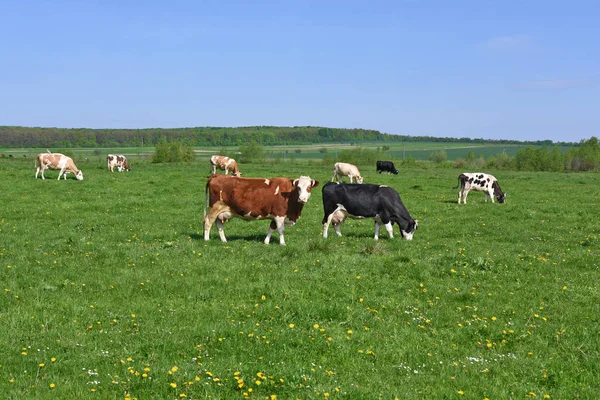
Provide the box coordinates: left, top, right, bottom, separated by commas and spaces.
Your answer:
1, 157, 598, 399
0, 140, 574, 164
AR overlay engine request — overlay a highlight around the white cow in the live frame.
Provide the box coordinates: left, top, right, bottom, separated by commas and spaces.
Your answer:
332, 162, 363, 184
35, 152, 83, 180
453, 172, 506, 204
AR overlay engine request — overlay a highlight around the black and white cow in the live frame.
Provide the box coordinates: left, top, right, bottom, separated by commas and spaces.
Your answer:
453, 172, 506, 204
376, 160, 399, 174
321, 182, 418, 240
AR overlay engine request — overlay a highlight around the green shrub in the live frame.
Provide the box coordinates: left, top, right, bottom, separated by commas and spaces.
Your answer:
151, 142, 195, 163
428, 150, 447, 164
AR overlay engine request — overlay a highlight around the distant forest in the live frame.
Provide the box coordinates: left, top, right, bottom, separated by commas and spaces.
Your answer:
0, 125, 570, 148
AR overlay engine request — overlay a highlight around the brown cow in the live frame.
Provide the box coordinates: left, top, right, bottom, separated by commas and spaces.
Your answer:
209, 155, 241, 177
107, 154, 131, 172
35, 152, 83, 180
204, 174, 319, 245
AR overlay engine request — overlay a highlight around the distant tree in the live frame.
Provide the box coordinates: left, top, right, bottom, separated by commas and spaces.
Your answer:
429, 150, 447, 164
152, 142, 194, 163
466, 150, 475, 163
238, 141, 264, 163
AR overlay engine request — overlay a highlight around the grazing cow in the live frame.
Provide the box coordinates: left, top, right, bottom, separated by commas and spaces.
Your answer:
204, 174, 319, 245
322, 182, 418, 240
107, 154, 131, 172
376, 160, 399, 174
453, 172, 506, 204
332, 162, 363, 184
210, 155, 241, 177
35, 152, 83, 180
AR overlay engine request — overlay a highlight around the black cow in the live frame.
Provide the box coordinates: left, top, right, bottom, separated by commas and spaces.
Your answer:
321, 182, 418, 240
376, 160, 398, 174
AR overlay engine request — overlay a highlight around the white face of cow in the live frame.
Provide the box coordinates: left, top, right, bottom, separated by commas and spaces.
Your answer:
293, 176, 319, 203
75, 171, 83, 180
401, 220, 418, 241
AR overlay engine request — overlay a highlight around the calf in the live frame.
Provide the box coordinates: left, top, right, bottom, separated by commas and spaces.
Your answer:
453, 172, 506, 204
322, 182, 418, 240
376, 160, 399, 174
210, 155, 241, 177
332, 162, 363, 184
204, 174, 319, 245
35, 152, 83, 180
107, 154, 131, 172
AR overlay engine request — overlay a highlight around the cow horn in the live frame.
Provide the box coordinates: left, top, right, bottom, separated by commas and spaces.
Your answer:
293, 178, 299, 186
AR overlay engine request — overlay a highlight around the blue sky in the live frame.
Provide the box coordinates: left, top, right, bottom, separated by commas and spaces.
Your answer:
1, 1, 598, 143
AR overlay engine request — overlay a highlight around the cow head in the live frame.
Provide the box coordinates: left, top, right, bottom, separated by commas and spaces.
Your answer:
75, 170, 84, 181
293, 176, 320, 203
356, 175, 364, 184
492, 181, 506, 203
233, 171, 242, 177
497, 192, 506, 203
401, 219, 418, 241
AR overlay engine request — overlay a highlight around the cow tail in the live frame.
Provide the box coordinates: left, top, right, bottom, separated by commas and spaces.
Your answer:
452, 175, 462, 190
203, 177, 211, 220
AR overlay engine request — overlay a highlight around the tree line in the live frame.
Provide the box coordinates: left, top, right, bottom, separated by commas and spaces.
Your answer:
0, 125, 572, 148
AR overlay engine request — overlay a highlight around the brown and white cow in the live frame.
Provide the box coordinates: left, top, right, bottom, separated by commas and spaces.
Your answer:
332, 162, 363, 184
107, 154, 131, 172
210, 155, 241, 177
204, 174, 319, 245
453, 172, 506, 204
35, 152, 83, 180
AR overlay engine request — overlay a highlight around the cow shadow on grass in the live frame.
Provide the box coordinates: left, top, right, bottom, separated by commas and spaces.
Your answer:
188, 232, 267, 243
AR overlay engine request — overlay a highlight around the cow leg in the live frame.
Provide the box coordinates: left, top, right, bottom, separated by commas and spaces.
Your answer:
35, 167, 40, 179
374, 221, 381, 240
216, 219, 227, 242
203, 209, 219, 241
322, 213, 333, 238
384, 222, 394, 238
265, 217, 286, 245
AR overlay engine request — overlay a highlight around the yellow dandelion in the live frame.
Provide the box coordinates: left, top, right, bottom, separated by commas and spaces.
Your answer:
457, 390, 464, 395
39, 363, 45, 367
170, 383, 177, 388
289, 324, 295, 328
49, 383, 56, 389
313, 323, 319, 329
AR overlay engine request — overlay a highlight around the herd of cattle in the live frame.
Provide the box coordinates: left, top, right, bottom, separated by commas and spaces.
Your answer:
32, 151, 506, 245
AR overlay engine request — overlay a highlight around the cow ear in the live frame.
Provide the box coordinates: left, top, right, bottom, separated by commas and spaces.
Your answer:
311, 180, 319, 188
293, 179, 299, 186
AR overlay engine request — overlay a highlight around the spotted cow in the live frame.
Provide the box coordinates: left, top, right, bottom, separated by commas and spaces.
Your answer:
322, 182, 418, 240
453, 172, 506, 204
204, 174, 319, 245
332, 162, 363, 184
35, 151, 83, 180
107, 154, 131, 172
210, 155, 241, 177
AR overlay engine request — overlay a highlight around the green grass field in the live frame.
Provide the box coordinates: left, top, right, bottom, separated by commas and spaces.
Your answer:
1, 157, 598, 399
